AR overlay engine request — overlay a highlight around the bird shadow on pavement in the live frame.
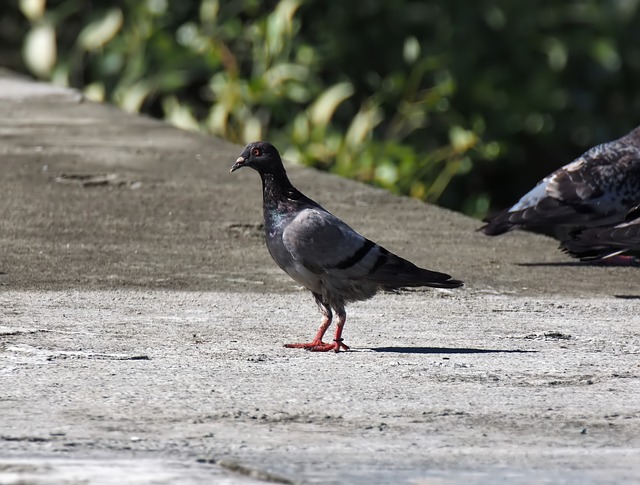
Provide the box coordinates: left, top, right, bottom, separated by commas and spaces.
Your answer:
367, 347, 536, 354
517, 261, 599, 267
518, 260, 639, 268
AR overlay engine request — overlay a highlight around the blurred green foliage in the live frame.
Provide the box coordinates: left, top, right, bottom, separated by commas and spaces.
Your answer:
3, 0, 640, 217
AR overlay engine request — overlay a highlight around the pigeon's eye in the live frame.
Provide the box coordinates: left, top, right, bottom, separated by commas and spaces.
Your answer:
252, 148, 261, 157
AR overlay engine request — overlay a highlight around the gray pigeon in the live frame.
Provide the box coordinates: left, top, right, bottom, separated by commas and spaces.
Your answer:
230, 142, 463, 353
480, 126, 640, 239
560, 204, 640, 261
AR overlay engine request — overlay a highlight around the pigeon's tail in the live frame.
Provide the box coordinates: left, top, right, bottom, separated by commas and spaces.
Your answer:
560, 220, 640, 261
412, 271, 464, 289
369, 253, 463, 290
478, 208, 525, 235
478, 219, 514, 236
561, 245, 614, 261
480, 198, 611, 237
560, 236, 608, 260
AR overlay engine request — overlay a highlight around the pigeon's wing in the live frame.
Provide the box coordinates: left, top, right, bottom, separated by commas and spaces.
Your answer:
532, 142, 640, 208
282, 208, 385, 278
282, 208, 462, 289
480, 143, 640, 236
507, 177, 552, 212
479, 160, 594, 236
481, 194, 591, 235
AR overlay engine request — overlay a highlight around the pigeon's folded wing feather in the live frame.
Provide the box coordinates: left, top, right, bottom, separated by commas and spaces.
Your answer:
282, 208, 381, 279
546, 156, 605, 204
282, 208, 462, 288
547, 145, 640, 208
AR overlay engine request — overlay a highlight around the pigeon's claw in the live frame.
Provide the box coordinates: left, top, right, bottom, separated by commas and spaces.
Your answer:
308, 339, 349, 353
284, 339, 349, 353
284, 340, 323, 349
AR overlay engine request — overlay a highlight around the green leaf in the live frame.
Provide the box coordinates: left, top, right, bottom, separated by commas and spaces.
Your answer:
345, 102, 383, 147
19, 0, 46, 20
309, 82, 354, 127
403, 36, 420, 64
23, 23, 56, 76
78, 8, 123, 51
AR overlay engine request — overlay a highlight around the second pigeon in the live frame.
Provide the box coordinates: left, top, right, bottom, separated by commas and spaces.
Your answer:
480, 126, 640, 240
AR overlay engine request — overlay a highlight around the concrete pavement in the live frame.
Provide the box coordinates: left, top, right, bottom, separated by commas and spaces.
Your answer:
0, 69, 639, 484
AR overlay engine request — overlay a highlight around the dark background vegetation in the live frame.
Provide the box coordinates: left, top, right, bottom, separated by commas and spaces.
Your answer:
2, 0, 640, 217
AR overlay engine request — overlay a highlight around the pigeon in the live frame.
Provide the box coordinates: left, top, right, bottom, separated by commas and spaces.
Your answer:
479, 126, 640, 239
560, 204, 640, 261
230, 141, 463, 353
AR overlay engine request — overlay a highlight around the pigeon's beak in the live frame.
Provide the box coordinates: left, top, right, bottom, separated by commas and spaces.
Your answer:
230, 156, 246, 173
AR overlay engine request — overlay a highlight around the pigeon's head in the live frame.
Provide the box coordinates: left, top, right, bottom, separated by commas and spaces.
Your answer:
230, 142, 284, 175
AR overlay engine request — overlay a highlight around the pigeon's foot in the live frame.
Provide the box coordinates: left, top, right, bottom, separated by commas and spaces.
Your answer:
589, 255, 639, 266
284, 339, 350, 353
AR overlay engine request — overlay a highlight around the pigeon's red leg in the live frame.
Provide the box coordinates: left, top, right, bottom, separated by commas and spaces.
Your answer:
306, 309, 350, 353
284, 311, 332, 349
329, 311, 350, 352
284, 299, 350, 352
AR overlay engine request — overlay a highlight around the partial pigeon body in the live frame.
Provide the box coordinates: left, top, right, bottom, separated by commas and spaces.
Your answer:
480, 126, 640, 239
230, 142, 463, 352
561, 204, 640, 261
